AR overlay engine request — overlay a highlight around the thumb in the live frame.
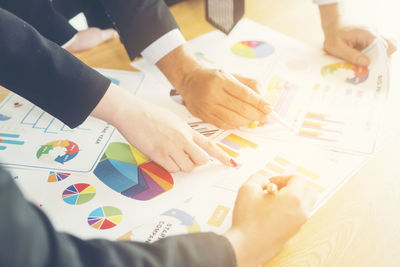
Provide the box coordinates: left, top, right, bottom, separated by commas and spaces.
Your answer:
327, 40, 370, 67
100, 28, 119, 42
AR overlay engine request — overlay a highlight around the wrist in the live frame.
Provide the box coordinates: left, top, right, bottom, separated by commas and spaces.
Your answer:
156, 44, 201, 94
319, 3, 344, 38
90, 83, 140, 128
224, 228, 253, 267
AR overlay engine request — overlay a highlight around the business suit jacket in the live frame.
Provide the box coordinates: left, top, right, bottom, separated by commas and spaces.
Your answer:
0, 0, 180, 60
0, 8, 236, 267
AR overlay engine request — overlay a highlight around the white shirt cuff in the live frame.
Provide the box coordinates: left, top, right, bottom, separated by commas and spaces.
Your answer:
141, 29, 186, 65
313, 0, 340, 5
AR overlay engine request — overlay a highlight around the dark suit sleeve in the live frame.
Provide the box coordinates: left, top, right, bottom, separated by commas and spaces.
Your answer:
0, 8, 110, 128
0, 0, 77, 45
0, 167, 236, 267
97, 0, 180, 59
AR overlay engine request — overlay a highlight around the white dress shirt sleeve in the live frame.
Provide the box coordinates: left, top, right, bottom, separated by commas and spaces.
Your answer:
313, 0, 340, 5
140, 29, 186, 65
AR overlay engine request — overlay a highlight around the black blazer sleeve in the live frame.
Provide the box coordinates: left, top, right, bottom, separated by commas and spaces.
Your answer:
0, 8, 110, 128
1, 0, 180, 60
0, 0, 77, 45
96, 0, 180, 59
0, 167, 236, 267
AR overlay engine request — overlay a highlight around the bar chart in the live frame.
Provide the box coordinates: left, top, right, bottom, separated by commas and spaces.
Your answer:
217, 133, 258, 158
0, 133, 24, 150
261, 156, 325, 193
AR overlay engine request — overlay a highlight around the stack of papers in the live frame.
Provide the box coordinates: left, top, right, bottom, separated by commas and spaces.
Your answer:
2, 19, 397, 242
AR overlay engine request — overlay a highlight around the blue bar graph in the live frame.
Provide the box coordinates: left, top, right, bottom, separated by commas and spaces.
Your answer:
0, 133, 24, 150
1, 139, 24, 145
0, 133, 20, 138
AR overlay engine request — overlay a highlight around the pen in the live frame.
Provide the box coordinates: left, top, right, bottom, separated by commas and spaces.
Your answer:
248, 111, 293, 131
269, 111, 294, 130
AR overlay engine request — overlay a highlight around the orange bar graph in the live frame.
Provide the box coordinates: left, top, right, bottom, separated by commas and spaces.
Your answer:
224, 133, 258, 149
217, 144, 239, 158
265, 162, 285, 174
296, 166, 320, 180
306, 112, 327, 119
299, 129, 322, 137
208, 205, 230, 227
273, 156, 289, 166
306, 180, 325, 193
302, 120, 325, 128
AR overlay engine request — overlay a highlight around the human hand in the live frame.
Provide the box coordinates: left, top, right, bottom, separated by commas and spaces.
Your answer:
63, 27, 118, 53
91, 84, 235, 173
224, 174, 318, 267
324, 26, 397, 66
157, 45, 271, 129
319, 3, 397, 66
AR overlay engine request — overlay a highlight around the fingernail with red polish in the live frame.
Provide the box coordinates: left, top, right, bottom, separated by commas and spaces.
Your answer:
230, 158, 238, 167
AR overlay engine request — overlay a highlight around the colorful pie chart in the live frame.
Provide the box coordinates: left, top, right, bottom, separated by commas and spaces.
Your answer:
94, 142, 174, 201
231, 40, 275, 58
88, 206, 123, 230
62, 183, 96, 205
321, 62, 369, 85
36, 140, 79, 165
48, 171, 70, 182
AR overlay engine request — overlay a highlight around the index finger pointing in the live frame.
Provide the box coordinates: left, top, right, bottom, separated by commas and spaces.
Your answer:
193, 132, 235, 167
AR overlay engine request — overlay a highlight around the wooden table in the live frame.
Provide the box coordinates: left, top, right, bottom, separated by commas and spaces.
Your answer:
75, 0, 400, 266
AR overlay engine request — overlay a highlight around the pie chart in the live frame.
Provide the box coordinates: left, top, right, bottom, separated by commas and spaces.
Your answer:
36, 140, 79, 165
62, 183, 96, 205
231, 40, 275, 58
94, 142, 174, 201
88, 206, 123, 230
48, 171, 70, 182
321, 62, 369, 85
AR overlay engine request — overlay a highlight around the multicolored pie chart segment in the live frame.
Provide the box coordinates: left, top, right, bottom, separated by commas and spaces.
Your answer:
48, 171, 70, 182
321, 62, 369, 85
231, 40, 275, 58
94, 142, 174, 201
88, 206, 122, 230
62, 183, 96, 205
36, 140, 79, 165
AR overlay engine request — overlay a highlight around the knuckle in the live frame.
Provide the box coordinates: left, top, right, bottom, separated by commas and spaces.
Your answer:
167, 166, 180, 173
182, 164, 194, 173
296, 210, 308, 224
206, 140, 215, 147
239, 183, 254, 195
217, 121, 232, 130
286, 194, 303, 209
